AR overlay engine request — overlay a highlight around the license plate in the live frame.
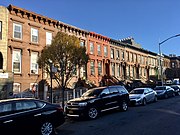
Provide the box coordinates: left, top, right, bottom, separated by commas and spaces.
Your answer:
69, 110, 73, 114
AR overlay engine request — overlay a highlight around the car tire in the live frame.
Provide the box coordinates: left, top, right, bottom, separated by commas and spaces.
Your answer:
154, 96, 158, 102
177, 91, 180, 96
172, 92, 176, 97
40, 121, 55, 135
120, 101, 128, 111
88, 107, 99, 119
142, 98, 146, 106
164, 94, 168, 99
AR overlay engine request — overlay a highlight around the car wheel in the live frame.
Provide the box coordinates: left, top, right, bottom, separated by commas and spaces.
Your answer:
172, 92, 176, 97
177, 91, 180, 96
142, 98, 146, 106
164, 94, 168, 99
40, 121, 55, 135
120, 101, 128, 111
88, 107, 98, 119
154, 96, 158, 102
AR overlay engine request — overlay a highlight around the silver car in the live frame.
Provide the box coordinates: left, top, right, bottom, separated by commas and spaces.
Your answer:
129, 88, 157, 106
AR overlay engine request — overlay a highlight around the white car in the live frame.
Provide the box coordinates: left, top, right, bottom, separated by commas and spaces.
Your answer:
129, 88, 157, 106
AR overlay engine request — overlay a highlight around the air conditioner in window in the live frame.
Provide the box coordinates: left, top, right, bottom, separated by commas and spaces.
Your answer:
31, 70, 36, 74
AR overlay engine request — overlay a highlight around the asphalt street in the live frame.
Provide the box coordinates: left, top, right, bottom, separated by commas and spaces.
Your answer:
57, 96, 180, 135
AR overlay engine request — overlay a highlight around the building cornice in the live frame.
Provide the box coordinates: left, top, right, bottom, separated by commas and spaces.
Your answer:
89, 32, 110, 42
7, 4, 89, 36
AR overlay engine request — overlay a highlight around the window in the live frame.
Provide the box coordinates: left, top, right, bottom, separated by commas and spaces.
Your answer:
30, 52, 38, 74
101, 88, 110, 96
30, 83, 38, 92
172, 62, 175, 68
90, 61, 95, 75
15, 101, 37, 111
13, 23, 22, 39
12, 50, 21, 73
98, 61, 102, 75
0, 21, 2, 40
31, 28, 38, 43
80, 40, 85, 47
90, 42, 94, 54
116, 50, 120, 59
104, 46, 108, 57
111, 63, 115, 76
117, 64, 120, 77
111, 49, 114, 59
46, 32, 52, 45
109, 88, 118, 94
122, 51, 125, 60
117, 87, 127, 94
13, 83, 21, 94
97, 44, 101, 55
0, 103, 12, 113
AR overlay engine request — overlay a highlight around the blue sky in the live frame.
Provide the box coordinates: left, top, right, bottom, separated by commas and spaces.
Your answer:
1, 0, 180, 56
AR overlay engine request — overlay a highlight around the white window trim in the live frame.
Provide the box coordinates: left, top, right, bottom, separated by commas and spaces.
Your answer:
31, 28, 38, 43
30, 52, 38, 74
12, 49, 21, 73
13, 23, 22, 40
46, 32, 52, 45
13, 83, 21, 94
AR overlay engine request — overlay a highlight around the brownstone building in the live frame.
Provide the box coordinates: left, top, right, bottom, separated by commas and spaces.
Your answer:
0, 4, 173, 100
2, 5, 88, 99
86, 32, 110, 86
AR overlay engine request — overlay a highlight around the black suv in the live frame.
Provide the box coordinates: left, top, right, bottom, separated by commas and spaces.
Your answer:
65, 85, 129, 119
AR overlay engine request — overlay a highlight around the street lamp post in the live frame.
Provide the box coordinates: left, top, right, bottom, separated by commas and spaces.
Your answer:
158, 34, 180, 86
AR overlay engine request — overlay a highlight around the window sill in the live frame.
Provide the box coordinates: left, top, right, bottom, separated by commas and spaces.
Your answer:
14, 73, 22, 76
28, 73, 39, 76
11, 39, 23, 43
29, 42, 39, 46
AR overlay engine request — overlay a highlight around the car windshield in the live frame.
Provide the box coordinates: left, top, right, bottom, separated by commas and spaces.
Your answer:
82, 88, 103, 97
154, 86, 166, 90
130, 89, 144, 94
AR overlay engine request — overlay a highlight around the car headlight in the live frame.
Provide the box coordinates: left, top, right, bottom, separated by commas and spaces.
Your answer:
136, 96, 142, 100
78, 102, 87, 106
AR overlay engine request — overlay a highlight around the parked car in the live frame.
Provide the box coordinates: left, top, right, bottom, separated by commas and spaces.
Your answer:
65, 85, 129, 119
154, 86, 175, 99
129, 88, 157, 106
170, 85, 180, 96
0, 98, 65, 135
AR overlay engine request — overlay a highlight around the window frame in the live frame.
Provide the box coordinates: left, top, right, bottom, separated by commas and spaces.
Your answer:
13, 23, 22, 40
46, 32, 52, 45
12, 49, 21, 73
30, 52, 38, 74
31, 28, 38, 43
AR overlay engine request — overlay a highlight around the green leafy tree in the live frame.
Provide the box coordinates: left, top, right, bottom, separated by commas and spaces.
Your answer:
38, 31, 89, 107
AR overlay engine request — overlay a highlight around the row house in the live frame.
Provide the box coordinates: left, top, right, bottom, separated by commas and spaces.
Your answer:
0, 4, 172, 99
86, 32, 110, 86
110, 38, 158, 83
0, 5, 88, 98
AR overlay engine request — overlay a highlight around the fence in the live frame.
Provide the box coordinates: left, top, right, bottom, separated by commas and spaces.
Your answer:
50, 87, 88, 103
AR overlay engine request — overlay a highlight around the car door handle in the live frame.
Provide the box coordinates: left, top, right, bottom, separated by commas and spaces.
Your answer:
4, 120, 13, 123
34, 113, 41, 117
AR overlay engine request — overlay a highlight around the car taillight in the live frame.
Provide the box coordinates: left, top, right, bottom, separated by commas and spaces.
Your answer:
57, 107, 64, 112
